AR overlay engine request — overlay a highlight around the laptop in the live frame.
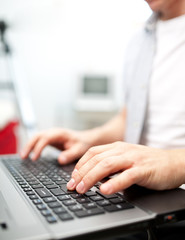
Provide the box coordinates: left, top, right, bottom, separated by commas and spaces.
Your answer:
1, 154, 185, 240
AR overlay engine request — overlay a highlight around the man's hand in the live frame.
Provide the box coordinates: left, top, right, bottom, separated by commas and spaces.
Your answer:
20, 128, 97, 165
20, 109, 127, 165
67, 142, 185, 194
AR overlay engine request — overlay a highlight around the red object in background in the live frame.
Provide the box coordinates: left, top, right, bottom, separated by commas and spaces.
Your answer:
0, 121, 19, 154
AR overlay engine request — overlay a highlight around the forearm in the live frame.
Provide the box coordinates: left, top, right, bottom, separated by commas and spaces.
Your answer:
82, 107, 126, 146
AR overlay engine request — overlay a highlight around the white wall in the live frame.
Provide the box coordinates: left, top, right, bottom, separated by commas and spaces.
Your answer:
0, 0, 151, 133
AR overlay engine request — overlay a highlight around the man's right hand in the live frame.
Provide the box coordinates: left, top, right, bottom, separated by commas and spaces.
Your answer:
20, 128, 96, 165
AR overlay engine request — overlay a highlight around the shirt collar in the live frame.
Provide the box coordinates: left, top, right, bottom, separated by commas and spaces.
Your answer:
145, 13, 159, 33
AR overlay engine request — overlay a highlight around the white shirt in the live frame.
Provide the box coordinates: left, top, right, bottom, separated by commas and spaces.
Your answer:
141, 14, 185, 149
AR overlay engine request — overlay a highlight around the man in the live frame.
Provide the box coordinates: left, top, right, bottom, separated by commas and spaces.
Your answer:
21, 1, 185, 238
21, 0, 185, 196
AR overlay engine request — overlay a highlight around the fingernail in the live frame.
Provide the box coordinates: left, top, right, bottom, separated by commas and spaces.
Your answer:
101, 182, 113, 194
31, 153, 36, 161
67, 178, 76, 189
58, 155, 67, 164
76, 181, 85, 193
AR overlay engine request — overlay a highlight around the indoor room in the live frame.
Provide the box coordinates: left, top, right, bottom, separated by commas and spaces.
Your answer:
0, 0, 151, 152
1, 1, 185, 240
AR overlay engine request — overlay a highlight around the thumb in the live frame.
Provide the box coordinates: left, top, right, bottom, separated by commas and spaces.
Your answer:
58, 144, 85, 165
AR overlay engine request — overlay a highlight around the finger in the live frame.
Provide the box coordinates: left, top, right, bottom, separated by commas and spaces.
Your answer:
70, 142, 132, 190
21, 129, 67, 160
69, 148, 121, 190
31, 138, 50, 161
72, 156, 129, 194
58, 143, 87, 165
74, 143, 116, 172
21, 133, 41, 159
68, 146, 132, 191
67, 153, 102, 190
100, 167, 142, 194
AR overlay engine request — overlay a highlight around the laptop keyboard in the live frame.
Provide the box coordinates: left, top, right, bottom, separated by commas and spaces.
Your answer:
2, 156, 134, 224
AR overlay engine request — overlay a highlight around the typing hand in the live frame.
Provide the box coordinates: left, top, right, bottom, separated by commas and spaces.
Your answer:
67, 142, 184, 194
20, 128, 94, 165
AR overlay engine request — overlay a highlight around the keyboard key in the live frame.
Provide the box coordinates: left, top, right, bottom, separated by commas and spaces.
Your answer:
75, 208, 104, 218
71, 193, 84, 199
21, 185, 29, 189
58, 213, 73, 221
31, 184, 43, 189
46, 216, 57, 223
26, 191, 35, 196
48, 201, 61, 208
28, 181, 40, 185
55, 180, 67, 185
104, 203, 134, 212
29, 195, 38, 200
76, 198, 90, 204
39, 178, 50, 182
35, 188, 52, 198
57, 195, 71, 201
43, 197, 56, 203
42, 181, 54, 186
41, 209, 52, 216
23, 187, 32, 192
37, 204, 47, 210
84, 191, 97, 197
110, 198, 125, 204
60, 184, 75, 194
64, 177, 71, 182
51, 176, 63, 181
83, 202, 97, 209
33, 199, 42, 205
62, 200, 76, 206
96, 191, 118, 199
46, 184, 59, 189
50, 188, 65, 196
53, 207, 67, 214
68, 205, 83, 212
18, 181, 27, 185
90, 195, 104, 201
96, 200, 111, 207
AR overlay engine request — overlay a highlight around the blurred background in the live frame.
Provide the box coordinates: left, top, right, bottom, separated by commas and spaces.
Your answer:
0, 0, 151, 154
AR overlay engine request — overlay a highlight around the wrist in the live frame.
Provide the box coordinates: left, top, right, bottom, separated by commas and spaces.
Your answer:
166, 149, 185, 187
82, 126, 108, 146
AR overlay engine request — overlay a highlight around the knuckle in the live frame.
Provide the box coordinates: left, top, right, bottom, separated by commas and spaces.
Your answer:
73, 169, 84, 182
87, 146, 97, 156
126, 169, 137, 183
101, 158, 112, 170
83, 174, 95, 186
74, 162, 81, 171
91, 155, 101, 164
77, 170, 84, 180
113, 141, 123, 147
113, 178, 121, 189
35, 138, 48, 152
42, 137, 49, 145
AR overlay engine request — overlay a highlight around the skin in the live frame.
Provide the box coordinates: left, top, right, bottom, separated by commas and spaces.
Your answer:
21, 109, 126, 163
21, 0, 185, 195
67, 143, 185, 194
145, 0, 185, 20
